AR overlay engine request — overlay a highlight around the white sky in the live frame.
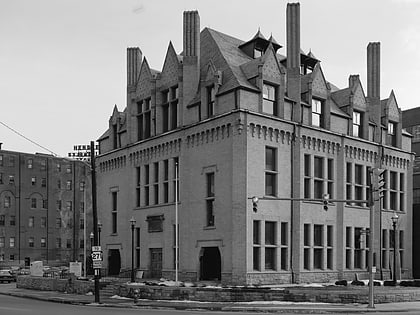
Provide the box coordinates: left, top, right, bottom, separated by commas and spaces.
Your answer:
1, 0, 419, 157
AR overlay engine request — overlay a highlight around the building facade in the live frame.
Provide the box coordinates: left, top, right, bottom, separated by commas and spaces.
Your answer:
97, 4, 413, 284
402, 107, 420, 278
0, 147, 92, 267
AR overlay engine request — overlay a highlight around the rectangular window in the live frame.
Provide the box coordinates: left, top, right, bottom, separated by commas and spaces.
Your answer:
327, 225, 333, 269
66, 165, 72, 174
9, 175, 14, 185
9, 156, 15, 167
162, 90, 169, 132
66, 180, 72, 190
0, 173, 2, 184
327, 159, 334, 198
41, 178, 47, 187
56, 218, 62, 228
10, 216, 15, 226
9, 237, 15, 248
400, 173, 405, 211
353, 111, 362, 137
29, 237, 34, 248
57, 200, 62, 210
4, 196, 11, 208
304, 154, 311, 198
28, 216, 34, 227
312, 98, 323, 127
265, 147, 277, 196
43, 199, 48, 209
170, 86, 178, 130
313, 156, 324, 199
136, 227, 140, 268
0, 215, 4, 226
112, 191, 117, 234
56, 238, 61, 248
264, 222, 276, 271
262, 84, 276, 115
31, 177, 36, 186
144, 164, 150, 206
41, 238, 46, 248
346, 163, 352, 205
66, 239, 72, 249
387, 121, 397, 146
79, 219, 84, 229
66, 201, 72, 211
206, 172, 215, 226
354, 164, 363, 205
207, 85, 215, 117
280, 222, 288, 270
253, 220, 261, 270
345, 227, 352, 269
31, 198, 37, 209
303, 224, 310, 270
0, 237, 4, 248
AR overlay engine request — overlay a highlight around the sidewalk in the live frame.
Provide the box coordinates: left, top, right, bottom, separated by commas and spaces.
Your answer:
1, 283, 420, 313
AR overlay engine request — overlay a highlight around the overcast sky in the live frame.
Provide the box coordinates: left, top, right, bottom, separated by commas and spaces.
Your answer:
1, 0, 419, 157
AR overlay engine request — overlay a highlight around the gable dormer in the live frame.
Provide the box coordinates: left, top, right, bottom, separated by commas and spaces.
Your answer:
239, 30, 282, 59
109, 105, 122, 150
382, 90, 402, 148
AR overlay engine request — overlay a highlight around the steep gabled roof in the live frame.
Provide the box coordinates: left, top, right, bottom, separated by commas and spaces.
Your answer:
203, 28, 259, 93
331, 87, 352, 107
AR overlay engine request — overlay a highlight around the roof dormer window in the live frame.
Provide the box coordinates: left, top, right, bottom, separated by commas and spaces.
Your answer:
254, 47, 263, 58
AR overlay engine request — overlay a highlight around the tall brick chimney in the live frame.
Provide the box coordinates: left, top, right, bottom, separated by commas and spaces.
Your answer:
286, 3, 302, 123
367, 42, 381, 142
182, 11, 200, 109
127, 47, 142, 93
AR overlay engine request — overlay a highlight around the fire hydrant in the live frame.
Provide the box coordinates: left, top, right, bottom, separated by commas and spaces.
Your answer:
133, 288, 140, 303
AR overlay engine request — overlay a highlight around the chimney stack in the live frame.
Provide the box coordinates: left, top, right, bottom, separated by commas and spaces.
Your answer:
183, 11, 200, 57
127, 47, 142, 92
349, 75, 359, 89
286, 3, 302, 123
367, 42, 381, 141
182, 11, 200, 112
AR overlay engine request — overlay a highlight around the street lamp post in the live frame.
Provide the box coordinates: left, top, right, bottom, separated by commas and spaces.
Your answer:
391, 212, 399, 285
98, 221, 102, 246
90, 232, 94, 249
130, 217, 136, 283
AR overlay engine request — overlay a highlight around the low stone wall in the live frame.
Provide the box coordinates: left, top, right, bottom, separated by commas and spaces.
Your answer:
118, 283, 420, 304
118, 285, 286, 302
17, 275, 94, 294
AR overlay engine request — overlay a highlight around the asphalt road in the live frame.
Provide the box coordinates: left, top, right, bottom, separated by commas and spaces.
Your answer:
0, 294, 269, 315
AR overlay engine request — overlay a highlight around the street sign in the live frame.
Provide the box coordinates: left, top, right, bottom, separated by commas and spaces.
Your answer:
91, 251, 103, 261
92, 246, 101, 252
93, 260, 102, 269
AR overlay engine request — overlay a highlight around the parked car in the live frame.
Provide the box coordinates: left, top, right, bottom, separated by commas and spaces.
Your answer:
0, 270, 15, 283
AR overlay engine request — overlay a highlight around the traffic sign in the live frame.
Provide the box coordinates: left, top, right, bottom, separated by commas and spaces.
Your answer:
93, 260, 102, 269
91, 251, 103, 261
92, 246, 101, 252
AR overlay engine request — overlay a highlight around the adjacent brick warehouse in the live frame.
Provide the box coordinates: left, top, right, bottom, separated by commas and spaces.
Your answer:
96, 4, 413, 285
0, 149, 93, 267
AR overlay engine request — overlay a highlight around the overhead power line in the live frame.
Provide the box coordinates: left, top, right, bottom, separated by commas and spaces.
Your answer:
0, 120, 58, 156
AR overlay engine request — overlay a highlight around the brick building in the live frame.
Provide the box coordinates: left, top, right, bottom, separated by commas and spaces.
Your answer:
97, 3, 413, 284
0, 146, 92, 267
402, 107, 420, 278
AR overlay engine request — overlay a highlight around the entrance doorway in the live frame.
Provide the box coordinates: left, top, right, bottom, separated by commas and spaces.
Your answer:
200, 247, 221, 281
108, 249, 121, 276
150, 248, 162, 278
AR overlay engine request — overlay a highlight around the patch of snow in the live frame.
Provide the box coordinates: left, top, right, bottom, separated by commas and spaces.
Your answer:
110, 295, 132, 300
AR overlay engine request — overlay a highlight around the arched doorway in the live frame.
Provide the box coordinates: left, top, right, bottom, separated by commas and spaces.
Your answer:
199, 247, 221, 281
108, 249, 121, 276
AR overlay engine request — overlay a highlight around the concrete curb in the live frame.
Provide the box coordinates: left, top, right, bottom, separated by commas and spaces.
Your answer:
1, 289, 419, 313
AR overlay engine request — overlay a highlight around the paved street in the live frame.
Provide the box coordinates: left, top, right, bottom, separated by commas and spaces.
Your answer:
3, 282, 420, 314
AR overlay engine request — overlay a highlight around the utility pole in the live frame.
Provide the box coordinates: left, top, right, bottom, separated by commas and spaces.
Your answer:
90, 141, 100, 303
